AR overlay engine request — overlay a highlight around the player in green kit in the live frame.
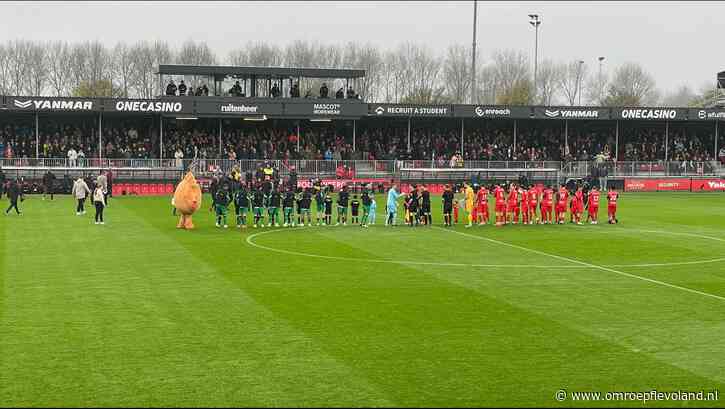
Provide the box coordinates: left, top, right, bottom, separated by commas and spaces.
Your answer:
234, 184, 250, 228
336, 186, 349, 226
315, 186, 325, 226
282, 189, 295, 227
267, 188, 281, 227
214, 186, 231, 228
252, 185, 265, 228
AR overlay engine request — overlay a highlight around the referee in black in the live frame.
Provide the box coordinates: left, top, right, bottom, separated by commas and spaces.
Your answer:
5, 178, 22, 215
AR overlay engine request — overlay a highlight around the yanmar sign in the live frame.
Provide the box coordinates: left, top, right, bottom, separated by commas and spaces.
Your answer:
692, 179, 725, 191
114, 100, 183, 113
544, 109, 599, 119
12, 98, 94, 111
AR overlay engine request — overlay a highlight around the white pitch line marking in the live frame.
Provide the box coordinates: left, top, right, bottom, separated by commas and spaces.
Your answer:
246, 226, 725, 270
245, 229, 579, 269
435, 227, 725, 303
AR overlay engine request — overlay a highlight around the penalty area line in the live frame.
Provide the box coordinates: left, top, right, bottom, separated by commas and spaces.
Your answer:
435, 227, 725, 303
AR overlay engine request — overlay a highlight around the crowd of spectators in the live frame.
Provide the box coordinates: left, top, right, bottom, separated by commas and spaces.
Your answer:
1, 120, 721, 167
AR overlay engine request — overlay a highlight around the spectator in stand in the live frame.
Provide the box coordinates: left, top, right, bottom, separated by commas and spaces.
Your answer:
346, 86, 356, 99
719, 147, 725, 164
270, 83, 281, 98
319, 83, 329, 98
336, 164, 345, 179
77, 147, 86, 167
67, 146, 78, 167
290, 82, 300, 98
166, 80, 177, 96
175, 147, 184, 168
230, 81, 243, 97
178, 80, 187, 97
335, 87, 344, 99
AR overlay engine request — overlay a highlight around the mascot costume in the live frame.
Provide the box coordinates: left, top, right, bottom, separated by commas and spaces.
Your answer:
173, 171, 202, 229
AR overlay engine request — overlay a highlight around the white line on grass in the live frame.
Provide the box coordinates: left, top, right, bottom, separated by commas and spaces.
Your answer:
435, 227, 725, 303
245, 228, 581, 269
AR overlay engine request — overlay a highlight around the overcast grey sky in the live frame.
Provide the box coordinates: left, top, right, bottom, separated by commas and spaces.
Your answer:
1, 1, 722, 96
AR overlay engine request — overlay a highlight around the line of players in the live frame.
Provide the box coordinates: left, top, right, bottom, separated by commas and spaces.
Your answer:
439, 182, 620, 228
208, 182, 378, 228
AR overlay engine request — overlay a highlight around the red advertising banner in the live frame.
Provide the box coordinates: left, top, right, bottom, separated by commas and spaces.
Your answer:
624, 178, 692, 192
691, 179, 725, 191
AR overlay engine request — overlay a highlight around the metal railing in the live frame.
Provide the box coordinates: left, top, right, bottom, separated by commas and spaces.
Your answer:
1, 158, 721, 180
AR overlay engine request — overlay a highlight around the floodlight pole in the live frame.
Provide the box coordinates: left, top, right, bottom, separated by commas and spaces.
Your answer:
615, 120, 619, 162
529, 14, 541, 104
352, 120, 356, 152
98, 112, 103, 162
460, 119, 465, 157
665, 121, 669, 162
218, 118, 223, 158
35, 112, 39, 159
159, 116, 164, 160
471, 0, 478, 104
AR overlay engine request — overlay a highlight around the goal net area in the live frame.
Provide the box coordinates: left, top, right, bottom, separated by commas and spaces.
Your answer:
397, 166, 562, 188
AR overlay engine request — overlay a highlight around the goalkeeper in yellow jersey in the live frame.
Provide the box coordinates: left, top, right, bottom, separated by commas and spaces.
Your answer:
463, 182, 475, 228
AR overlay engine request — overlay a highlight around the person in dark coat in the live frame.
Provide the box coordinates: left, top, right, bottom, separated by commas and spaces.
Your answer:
165, 80, 177, 96
5, 179, 22, 215
0, 167, 5, 199
178, 80, 187, 96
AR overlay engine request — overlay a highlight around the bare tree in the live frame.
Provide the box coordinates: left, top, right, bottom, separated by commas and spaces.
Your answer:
559, 60, 588, 106
343, 42, 381, 102
603, 62, 657, 106
227, 48, 248, 66
489, 49, 530, 104
25, 41, 48, 96
535, 59, 562, 105
0, 43, 11, 95
68, 42, 89, 93
85, 41, 113, 96
47, 41, 73, 96
128, 41, 157, 98
176, 40, 217, 66
112, 42, 134, 98
7, 39, 31, 95
442, 44, 470, 104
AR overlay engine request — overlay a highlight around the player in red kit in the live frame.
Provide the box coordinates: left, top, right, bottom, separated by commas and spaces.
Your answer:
520, 187, 529, 224
572, 186, 585, 225
587, 186, 600, 224
541, 185, 554, 224
607, 188, 619, 224
555, 184, 568, 224
476, 185, 489, 225
506, 183, 518, 224
494, 184, 506, 226
528, 185, 538, 224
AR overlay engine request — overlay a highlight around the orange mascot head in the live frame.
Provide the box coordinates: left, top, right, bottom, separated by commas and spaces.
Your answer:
173, 171, 202, 229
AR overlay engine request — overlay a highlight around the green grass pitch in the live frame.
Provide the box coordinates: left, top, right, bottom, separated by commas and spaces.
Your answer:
1, 192, 725, 407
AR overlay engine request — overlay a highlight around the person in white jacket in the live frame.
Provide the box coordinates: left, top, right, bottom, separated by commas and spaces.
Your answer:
93, 184, 106, 225
71, 176, 91, 215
